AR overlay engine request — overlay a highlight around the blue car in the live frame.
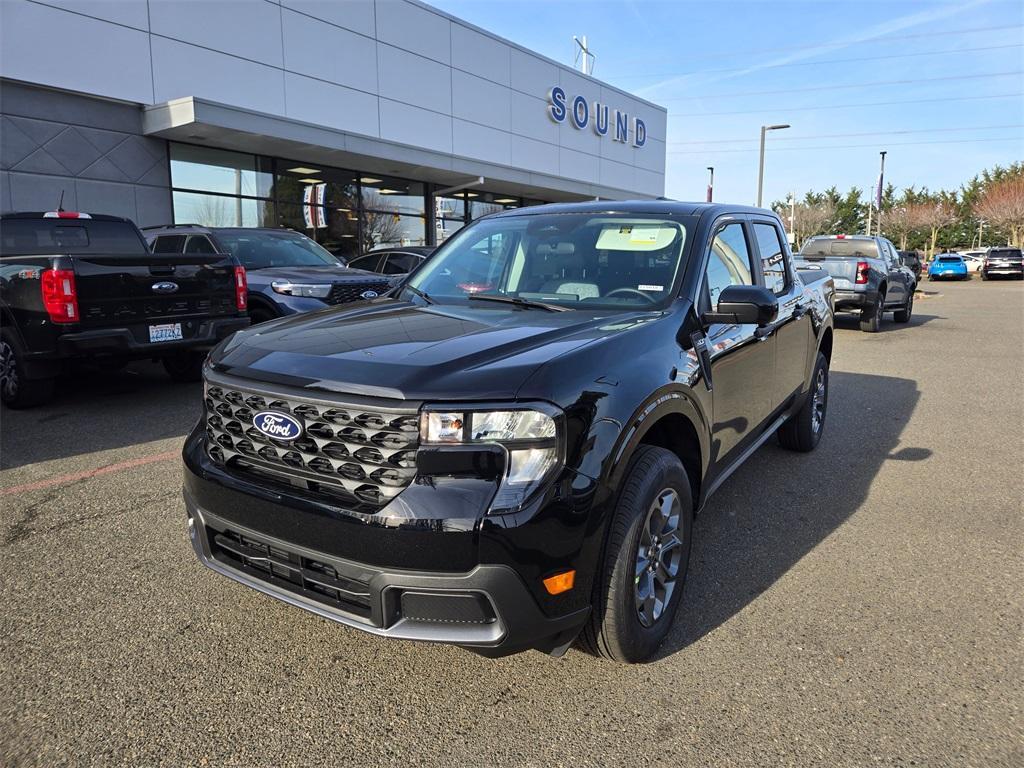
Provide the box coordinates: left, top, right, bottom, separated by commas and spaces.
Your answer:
928, 254, 969, 281
145, 226, 396, 324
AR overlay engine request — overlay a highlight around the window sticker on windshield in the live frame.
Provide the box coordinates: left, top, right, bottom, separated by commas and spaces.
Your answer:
638, 284, 663, 292
596, 224, 679, 252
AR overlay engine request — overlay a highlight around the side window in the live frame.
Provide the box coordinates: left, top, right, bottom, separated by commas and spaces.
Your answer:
185, 235, 216, 254
383, 253, 417, 274
152, 234, 186, 253
347, 254, 381, 272
752, 222, 788, 296
705, 222, 753, 308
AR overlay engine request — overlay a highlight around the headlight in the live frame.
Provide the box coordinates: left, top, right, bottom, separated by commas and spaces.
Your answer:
271, 280, 332, 298
420, 405, 563, 513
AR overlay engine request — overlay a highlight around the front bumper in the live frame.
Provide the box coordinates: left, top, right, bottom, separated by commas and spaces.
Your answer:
186, 494, 589, 655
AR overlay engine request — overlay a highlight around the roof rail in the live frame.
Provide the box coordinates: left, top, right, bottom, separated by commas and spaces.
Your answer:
140, 223, 204, 231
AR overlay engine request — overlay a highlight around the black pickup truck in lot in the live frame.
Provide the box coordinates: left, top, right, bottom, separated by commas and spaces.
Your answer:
183, 202, 834, 663
0, 211, 249, 407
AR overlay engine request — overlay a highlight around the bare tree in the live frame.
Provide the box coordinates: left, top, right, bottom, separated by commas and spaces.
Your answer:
777, 200, 836, 249
881, 206, 915, 250
915, 202, 958, 257
975, 177, 1024, 247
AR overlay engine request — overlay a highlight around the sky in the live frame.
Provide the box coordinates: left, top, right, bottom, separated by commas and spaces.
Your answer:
427, 0, 1024, 206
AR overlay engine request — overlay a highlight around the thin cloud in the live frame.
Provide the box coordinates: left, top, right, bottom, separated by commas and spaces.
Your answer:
636, 0, 992, 99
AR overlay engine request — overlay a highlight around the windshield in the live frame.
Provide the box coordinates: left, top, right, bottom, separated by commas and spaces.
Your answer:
405, 213, 689, 309
216, 231, 344, 270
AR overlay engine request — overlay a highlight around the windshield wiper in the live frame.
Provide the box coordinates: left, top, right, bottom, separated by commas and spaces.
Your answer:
467, 294, 570, 312
403, 284, 435, 305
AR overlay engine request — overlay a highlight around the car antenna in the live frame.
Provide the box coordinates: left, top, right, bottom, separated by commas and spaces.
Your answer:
57, 190, 65, 212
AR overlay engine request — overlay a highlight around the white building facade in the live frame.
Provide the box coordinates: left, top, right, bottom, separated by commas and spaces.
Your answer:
0, 0, 667, 256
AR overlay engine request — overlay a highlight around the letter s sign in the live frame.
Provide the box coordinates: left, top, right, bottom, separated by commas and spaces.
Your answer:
548, 86, 567, 123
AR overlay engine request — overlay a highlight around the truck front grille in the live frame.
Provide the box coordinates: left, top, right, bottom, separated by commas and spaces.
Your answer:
204, 382, 419, 510
326, 280, 393, 305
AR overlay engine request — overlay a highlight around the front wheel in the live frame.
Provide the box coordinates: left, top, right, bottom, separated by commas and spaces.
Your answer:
778, 352, 829, 452
579, 445, 693, 663
0, 331, 56, 408
162, 350, 207, 382
894, 291, 913, 323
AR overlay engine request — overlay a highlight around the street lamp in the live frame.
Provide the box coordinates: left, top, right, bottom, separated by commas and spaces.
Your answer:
756, 123, 790, 207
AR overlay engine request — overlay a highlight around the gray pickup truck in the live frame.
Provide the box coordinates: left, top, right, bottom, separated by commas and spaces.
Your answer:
795, 234, 916, 332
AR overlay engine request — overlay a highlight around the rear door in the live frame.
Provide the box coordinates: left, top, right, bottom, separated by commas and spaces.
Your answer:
881, 239, 906, 305
751, 217, 811, 410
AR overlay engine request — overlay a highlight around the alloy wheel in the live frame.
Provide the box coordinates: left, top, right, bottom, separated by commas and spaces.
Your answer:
0, 340, 18, 400
634, 488, 684, 628
811, 367, 827, 434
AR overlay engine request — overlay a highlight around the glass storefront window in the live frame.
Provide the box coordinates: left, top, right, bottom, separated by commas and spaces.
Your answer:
361, 212, 426, 251
273, 164, 358, 212
172, 191, 273, 228
170, 144, 273, 198
277, 203, 359, 261
468, 191, 521, 221
362, 177, 425, 216
435, 194, 466, 244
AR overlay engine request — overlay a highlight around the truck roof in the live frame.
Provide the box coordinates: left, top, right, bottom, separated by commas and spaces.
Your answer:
492, 200, 774, 218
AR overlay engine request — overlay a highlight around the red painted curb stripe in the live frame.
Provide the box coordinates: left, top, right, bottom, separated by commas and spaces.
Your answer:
1, 450, 179, 496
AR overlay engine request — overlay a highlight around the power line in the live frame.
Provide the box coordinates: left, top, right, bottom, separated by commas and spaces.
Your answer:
667, 136, 1023, 156
668, 92, 1023, 117
668, 124, 1024, 146
656, 71, 1022, 102
615, 23, 1022, 64
609, 42, 1024, 81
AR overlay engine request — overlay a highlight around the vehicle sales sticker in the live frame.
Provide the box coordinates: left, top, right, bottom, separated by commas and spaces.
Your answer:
149, 323, 183, 343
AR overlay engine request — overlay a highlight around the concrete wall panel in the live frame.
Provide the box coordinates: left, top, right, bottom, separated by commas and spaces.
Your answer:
281, 0, 376, 37
149, 0, 284, 68
282, 8, 378, 94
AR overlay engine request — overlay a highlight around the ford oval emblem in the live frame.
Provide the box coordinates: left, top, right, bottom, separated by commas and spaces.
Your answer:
360, 290, 379, 299
252, 411, 303, 441
152, 281, 179, 294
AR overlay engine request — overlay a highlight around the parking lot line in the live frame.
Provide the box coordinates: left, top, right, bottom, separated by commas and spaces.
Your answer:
0, 450, 179, 496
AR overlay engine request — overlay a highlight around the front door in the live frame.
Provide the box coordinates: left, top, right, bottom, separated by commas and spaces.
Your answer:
699, 219, 775, 466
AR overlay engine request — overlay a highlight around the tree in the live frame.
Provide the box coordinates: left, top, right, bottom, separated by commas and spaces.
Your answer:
974, 177, 1024, 247
916, 201, 958, 256
775, 199, 836, 249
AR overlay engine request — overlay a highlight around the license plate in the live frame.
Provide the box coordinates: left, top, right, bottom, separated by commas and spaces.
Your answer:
149, 323, 183, 343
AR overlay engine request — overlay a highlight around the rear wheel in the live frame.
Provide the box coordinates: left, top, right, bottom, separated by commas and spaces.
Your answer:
162, 350, 206, 382
579, 445, 693, 663
248, 307, 277, 325
0, 331, 56, 408
778, 352, 829, 452
859, 294, 883, 332
894, 290, 913, 323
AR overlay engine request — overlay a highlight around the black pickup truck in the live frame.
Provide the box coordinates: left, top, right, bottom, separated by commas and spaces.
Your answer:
183, 201, 834, 663
0, 211, 249, 407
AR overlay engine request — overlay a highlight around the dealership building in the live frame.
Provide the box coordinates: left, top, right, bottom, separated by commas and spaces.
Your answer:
0, 0, 667, 258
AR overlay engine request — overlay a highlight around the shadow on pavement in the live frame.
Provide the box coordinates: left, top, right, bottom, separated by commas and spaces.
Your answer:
656, 371, 928, 658
0, 361, 201, 471
832, 311, 943, 332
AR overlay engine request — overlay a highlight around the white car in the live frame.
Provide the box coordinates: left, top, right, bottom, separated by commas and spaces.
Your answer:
960, 251, 986, 273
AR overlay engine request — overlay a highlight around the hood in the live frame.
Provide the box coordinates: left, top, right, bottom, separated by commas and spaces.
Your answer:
211, 299, 664, 401
244, 265, 388, 286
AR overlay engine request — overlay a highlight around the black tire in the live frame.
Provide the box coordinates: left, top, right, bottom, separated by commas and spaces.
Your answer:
859, 294, 883, 333
248, 307, 277, 325
579, 445, 693, 663
981, 272, 988, 281
0, 330, 56, 408
162, 350, 206, 382
893, 290, 913, 323
778, 352, 829, 452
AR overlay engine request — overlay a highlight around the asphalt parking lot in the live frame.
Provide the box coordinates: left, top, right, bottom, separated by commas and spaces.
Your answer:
2, 278, 1021, 767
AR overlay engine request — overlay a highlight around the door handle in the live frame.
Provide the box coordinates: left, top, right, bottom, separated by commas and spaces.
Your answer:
754, 326, 773, 341
792, 304, 808, 319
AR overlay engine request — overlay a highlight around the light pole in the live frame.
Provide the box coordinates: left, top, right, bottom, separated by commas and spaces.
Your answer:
706, 167, 714, 202
756, 124, 790, 207
876, 150, 887, 236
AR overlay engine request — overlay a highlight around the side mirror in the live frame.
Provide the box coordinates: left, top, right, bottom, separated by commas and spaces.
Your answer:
702, 285, 778, 326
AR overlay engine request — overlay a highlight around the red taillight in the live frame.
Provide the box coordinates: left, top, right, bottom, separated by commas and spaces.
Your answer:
40, 269, 79, 323
835, 234, 846, 239
855, 260, 870, 284
234, 266, 248, 310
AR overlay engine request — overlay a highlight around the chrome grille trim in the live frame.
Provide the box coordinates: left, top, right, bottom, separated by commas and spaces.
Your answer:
204, 374, 419, 509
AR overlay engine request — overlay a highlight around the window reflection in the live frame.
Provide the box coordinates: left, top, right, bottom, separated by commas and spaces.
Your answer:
361, 211, 426, 250
362, 177, 425, 216
170, 144, 273, 198
172, 191, 273, 228
277, 203, 358, 261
